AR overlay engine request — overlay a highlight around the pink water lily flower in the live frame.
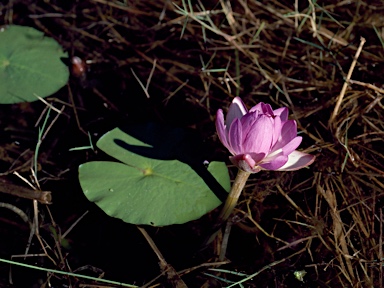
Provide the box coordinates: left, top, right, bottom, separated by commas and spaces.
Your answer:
216, 97, 315, 173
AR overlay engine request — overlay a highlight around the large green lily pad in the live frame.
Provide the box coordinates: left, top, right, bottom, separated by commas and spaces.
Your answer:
79, 127, 230, 226
0, 25, 69, 104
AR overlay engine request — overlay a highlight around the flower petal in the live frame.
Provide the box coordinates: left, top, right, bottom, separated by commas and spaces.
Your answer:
274, 107, 289, 121
249, 152, 267, 163
216, 109, 231, 151
230, 153, 264, 173
250, 102, 274, 116
272, 120, 298, 151
282, 136, 302, 156
243, 115, 274, 154
226, 97, 248, 129
271, 115, 282, 148
259, 155, 288, 170
240, 111, 260, 136
277, 151, 316, 171
228, 118, 243, 155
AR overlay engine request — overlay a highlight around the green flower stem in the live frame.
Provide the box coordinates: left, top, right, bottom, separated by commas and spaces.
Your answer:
217, 169, 251, 223
203, 169, 250, 246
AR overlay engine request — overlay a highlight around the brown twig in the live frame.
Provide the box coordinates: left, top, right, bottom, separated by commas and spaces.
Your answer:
137, 226, 188, 288
0, 180, 51, 204
330, 37, 366, 125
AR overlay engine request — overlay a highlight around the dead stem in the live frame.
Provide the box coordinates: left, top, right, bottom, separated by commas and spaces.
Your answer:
0, 180, 51, 204
137, 226, 188, 288
330, 37, 366, 125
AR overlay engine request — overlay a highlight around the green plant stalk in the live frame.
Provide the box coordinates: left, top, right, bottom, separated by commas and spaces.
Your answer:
34, 107, 52, 181
204, 169, 250, 246
217, 169, 250, 223
0, 258, 138, 287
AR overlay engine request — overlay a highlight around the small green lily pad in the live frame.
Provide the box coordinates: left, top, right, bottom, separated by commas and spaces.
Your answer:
0, 25, 69, 104
79, 127, 230, 226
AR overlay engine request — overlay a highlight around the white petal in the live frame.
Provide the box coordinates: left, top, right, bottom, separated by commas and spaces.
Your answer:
277, 151, 315, 171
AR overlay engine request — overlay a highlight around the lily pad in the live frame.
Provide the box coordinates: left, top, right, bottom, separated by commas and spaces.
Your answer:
0, 25, 69, 104
79, 127, 230, 226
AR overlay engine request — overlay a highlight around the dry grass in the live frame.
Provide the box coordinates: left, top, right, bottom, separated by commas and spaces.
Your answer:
1, 0, 384, 287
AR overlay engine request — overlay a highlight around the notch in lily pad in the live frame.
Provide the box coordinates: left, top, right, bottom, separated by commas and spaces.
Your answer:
0, 25, 69, 104
79, 124, 230, 226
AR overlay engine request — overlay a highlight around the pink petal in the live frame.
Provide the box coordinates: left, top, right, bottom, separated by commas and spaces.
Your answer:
228, 118, 243, 155
274, 107, 289, 121
248, 152, 266, 163
230, 154, 263, 173
216, 109, 231, 151
249, 103, 262, 113
230, 154, 255, 169
243, 115, 274, 154
262, 103, 274, 115
281, 120, 297, 141
272, 120, 298, 150
240, 111, 260, 136
271, 115, 282, 148
250, 102, 274, 115
282, 136, 302, 156
277, 151, 316, 171
259, 155, 288, 170
226, 97, 248, 129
